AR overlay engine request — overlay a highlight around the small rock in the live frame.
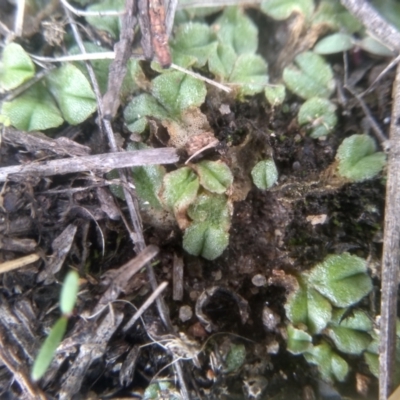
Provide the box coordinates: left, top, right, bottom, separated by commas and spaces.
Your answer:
266, 340, 279, 354
212, 270, 222, 281
252, 274, 267, 287
179, 305, 193, 322
262, 306, 281, 331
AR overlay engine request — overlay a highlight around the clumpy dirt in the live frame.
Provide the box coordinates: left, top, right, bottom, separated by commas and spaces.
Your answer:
0, 5, 390, 400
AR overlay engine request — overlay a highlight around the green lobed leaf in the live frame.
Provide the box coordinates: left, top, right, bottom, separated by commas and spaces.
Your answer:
285, 277, 332, 335
171, 23, 216, 68
326, 327, 371, 356
313, 0, 363, 33
70, 43, 146, 96
298, 97, 337, 138
60, 270, 79, 315
336, 134, 386, 182
175, 3, 222, 21
286, 324, 313, 355
359, 36, 394, 57
0, 43, 35, 92
326, 308, 373, 356
264, 84, 286, 107
187, 192, 231, 228
31, 316, 68, 381
69, 42, 111, 94
46, 64, 97, 125
283, 52, 335, 100
208, 43, 237, 79
151, 70, 207, 117
213, 7, 258, 55
85, 0, 124, 39
251, 159, 278, 190
306, 253, 373, 308
124, 93, 169, 133
314, 33, 354, 54
192, 160, 233, 194
224, 343, 246, 373
1, 82, 63, 131
126, 143, 166, 210
229, 54, 269, 96
160, 167, 199, 228
260, 0, 314, 21
183, 221, 229, 260
304, 341, 349, 382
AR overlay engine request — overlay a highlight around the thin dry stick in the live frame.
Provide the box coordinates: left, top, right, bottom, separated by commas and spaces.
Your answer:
380, 62, 400, 400
340, 0, 400, 53
123, 281, 169, 331
171, 63, 232, 93
94, 245, 160, 313
0, 148, 179, 182
339, 2, 400, 398
0, 254, 40, 275
62, 5, 107, 137
176, 0, 262, 8
0, 330, 46, 399
14, 0, 25, 36
102, 0, 136, 118
165, 0, 178, 36
360, 53, 400, 98
60, 0, 124, 17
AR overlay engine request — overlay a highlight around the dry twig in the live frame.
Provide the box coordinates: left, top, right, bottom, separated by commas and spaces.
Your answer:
0, 148, 179, 182
380, 61, 400, 400
341, 1, 400, 398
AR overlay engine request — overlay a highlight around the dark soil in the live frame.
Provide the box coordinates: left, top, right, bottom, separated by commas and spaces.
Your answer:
0, 4, 391, 400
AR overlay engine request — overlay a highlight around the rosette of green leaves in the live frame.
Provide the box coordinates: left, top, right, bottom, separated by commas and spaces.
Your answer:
284, 253, 374, 382
159, 160, 233, 260
170, 7, 269, 97
124, 69, 206, 134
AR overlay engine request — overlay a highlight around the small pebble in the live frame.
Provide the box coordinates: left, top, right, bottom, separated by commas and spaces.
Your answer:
262, 306, 281, 331
179, 305, 193, 322
252, 274, 267, 287
266, 339, 280, 354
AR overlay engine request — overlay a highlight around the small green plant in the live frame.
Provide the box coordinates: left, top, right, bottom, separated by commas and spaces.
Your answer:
283, 51, 335, 100
143, 380, 181, 400
284, 253, 375, 383
0, 43, 35, 92
336, 134, 386, 182
313, 31, 393, 57
0, 43, 97, 130
110, 157, 233, 260
298, 97, 337, 138
251, 159, 278, 190
264, 84, 286, 107
31, 270, 79, 381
